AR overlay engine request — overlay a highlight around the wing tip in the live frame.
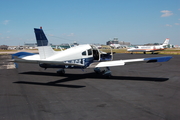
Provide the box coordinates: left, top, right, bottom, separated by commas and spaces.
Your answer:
145, 56, 172, 63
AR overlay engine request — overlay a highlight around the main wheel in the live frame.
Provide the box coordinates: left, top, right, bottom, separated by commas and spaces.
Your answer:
57, 69, 65, 75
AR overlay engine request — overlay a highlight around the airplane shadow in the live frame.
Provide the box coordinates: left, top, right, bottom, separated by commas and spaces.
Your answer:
14, 81, 85, 88
14, 71, 169, 88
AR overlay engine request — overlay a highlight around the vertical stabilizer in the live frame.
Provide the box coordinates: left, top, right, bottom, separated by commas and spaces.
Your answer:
34, 28, 56, 59
162, 38, 169, 46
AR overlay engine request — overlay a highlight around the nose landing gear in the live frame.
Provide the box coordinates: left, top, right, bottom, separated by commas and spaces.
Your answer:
94, 67, 112, 78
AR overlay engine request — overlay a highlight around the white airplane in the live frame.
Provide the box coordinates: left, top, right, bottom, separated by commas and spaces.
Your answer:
127, 38, 169, 54
11, 28, 172, 77
110, 44, 121, 49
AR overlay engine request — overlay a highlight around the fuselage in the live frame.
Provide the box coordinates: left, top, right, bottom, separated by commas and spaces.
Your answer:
21, 44, 112, 69
127, 45, 165, 52
127, 38, 169, 54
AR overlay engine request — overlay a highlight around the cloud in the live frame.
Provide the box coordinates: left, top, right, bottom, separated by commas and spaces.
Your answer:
67, 33, 74, 36
165, 24, 172, 27
160, 10, 173, 17
175, 23, 180, 25
3, 20, 10, 25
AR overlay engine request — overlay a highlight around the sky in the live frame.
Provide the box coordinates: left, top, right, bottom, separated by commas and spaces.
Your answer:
0, 0, 180, 46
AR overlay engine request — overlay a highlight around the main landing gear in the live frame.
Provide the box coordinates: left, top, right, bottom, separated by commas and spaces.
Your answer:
57, 69, 65, 75
94, 67, 112, 78
56, 68, 112, 78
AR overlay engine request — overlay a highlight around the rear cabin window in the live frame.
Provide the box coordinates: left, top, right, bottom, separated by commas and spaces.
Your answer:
88, 49, 92, 55
82, 51, 86, 56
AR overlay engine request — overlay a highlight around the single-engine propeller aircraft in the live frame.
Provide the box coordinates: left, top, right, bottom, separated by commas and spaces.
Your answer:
127, 38, 169, 54
11, 27, 172, 77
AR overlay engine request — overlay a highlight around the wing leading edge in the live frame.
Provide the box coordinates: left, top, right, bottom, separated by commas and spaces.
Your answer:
89, 56, 172, 68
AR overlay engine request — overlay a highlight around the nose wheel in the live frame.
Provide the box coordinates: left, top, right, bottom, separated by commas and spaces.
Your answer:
102, 67, 112, 78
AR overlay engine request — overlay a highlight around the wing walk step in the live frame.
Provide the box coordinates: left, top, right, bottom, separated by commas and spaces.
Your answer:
88, 62, 100, 68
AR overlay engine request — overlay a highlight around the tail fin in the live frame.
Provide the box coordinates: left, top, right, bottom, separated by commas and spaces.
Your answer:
162, 38, 169, 46
34, 28, 56, 59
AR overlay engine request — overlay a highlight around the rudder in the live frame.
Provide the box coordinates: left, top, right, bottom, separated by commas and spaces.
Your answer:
162, 38, 169, 46
34, 27, 56, 59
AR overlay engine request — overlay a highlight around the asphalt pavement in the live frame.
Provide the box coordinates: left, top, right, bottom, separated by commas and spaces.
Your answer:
0, 53, 180, 120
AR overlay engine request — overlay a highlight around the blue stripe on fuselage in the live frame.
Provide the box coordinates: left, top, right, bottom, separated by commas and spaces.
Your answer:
39, 57, 94, 69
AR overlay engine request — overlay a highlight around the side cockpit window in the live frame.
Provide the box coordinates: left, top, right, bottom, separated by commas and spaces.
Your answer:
82, 51, 86, 56
88, 49, 92, 55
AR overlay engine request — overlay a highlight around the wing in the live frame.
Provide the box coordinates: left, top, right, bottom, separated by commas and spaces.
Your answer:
88, 56, 172, 68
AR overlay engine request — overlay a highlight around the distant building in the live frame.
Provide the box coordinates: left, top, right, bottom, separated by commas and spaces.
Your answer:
106, 41, 112, 45
8, 46, 23, 50
24, 43, 37, 49
8, 46, 17, 50
0, 45, 8, 50
112, 38, 119, 44
106, 38, 130, 47
106, 38, 119, 45
119, 41, 130, 46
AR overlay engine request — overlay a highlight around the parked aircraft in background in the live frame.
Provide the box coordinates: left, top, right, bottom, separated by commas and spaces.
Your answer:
127, 38, 169, 54
110, 44, 128, 49
110, 44, 121, 49
11, 28, 172, 77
